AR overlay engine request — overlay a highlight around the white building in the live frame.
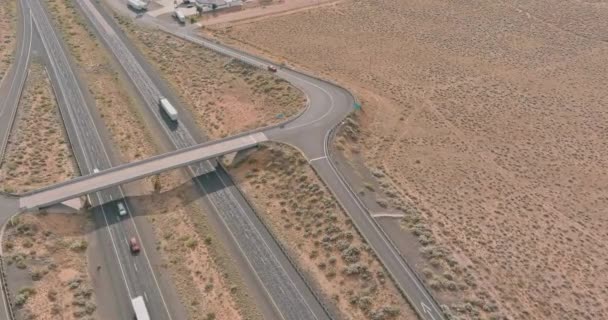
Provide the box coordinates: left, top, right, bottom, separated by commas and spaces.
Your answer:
195, 0, 242, 12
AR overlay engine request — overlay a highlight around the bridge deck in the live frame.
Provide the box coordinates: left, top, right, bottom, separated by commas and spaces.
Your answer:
19, 132, 267, 210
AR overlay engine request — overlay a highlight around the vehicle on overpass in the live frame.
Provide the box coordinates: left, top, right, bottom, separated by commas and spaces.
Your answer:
131, 296, 150, 320
159, 97, 178, 121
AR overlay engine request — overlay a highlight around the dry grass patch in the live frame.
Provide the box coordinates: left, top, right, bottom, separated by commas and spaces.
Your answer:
0, 0, 16, 79
212, 0, 608, 319
47, 0, 156, 162
229, 143, 416, 320
0, 60, 75, 194
3, 211, 97, 320
115, 16, 305, 139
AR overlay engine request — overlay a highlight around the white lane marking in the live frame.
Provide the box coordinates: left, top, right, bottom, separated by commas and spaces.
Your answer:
421, 302, 437, 320
94, 195, 133, 298
213, 169, 321, 320
133, 262, 138, 272
308, 156, 326, 163
189, 171, 288, 320
371, 213, 405, 219
321, 126, 444, 318
144, 291, 149, 302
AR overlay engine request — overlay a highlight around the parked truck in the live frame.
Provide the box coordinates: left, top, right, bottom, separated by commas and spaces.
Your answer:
127, 0, 148, 11
132, 296, 150, 320
159, 97, 178, 121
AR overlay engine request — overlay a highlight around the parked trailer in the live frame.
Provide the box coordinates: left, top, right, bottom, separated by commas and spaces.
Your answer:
132, 296, 150, 320
127, 0, 148, 11
159, 97, 178, 121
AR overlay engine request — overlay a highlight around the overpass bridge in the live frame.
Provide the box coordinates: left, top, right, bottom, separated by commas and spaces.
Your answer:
19, 132, 267, 211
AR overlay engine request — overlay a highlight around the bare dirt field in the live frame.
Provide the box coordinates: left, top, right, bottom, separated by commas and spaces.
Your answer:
229, 143, 416, 320
211, 0, 608, 319
0, 0, 16, 80
47, 0, 158, 162
0, 60, 75, 194
3, 211, 97, 320
115, 16, 305, 139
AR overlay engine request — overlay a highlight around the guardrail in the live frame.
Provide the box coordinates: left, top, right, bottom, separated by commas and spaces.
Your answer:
0, 255, 16, 320
220, 164, 338, 320
323, 121, 446, 319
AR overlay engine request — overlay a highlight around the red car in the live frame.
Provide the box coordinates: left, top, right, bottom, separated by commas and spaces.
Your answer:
267, 65, 277, 72
129, 237, 140, 254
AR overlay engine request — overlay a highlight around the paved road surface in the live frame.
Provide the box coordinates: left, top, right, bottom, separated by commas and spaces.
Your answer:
26, 1, 185, 319
154, 18, 447, 320
19, 132, 267, 210
75, 0, 333, 319
0, 0, 32, 162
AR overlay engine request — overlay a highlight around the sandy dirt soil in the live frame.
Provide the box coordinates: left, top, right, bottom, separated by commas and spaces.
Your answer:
210, 0, 608, 319
45, 1, 259, 318
0, 60, 76, 194
47, 0, 158, 162
3, 211, 98, 320
229, 143, 417, 320
115, 16, 305, 139
0, 0, 16, 80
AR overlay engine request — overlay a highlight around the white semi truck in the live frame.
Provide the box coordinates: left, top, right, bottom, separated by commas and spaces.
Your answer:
132, 296, 150, 320
127, 0, 148, 11
159, 97, 178, 121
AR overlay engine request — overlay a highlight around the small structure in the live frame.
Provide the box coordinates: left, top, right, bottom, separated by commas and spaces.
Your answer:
195, 0, 242, 12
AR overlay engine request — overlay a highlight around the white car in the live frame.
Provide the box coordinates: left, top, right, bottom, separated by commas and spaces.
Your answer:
93, 168, 99, 174
117, 202, 127, 216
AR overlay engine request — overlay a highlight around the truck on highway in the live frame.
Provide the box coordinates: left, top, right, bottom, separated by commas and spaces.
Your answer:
132, 296, 150, 320
127, 0, 148, 11
159, 97, 178, 121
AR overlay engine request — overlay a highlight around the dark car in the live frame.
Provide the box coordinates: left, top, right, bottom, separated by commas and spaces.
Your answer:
130, 237, 141, 254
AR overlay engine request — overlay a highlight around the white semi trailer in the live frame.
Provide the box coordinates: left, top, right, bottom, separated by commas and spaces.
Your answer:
127, 0, 148, 11
159, 97, 178, 121
132, 296, 150, 320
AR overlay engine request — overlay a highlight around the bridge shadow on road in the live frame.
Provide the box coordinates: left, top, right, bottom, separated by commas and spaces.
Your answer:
92, 164, 235, 229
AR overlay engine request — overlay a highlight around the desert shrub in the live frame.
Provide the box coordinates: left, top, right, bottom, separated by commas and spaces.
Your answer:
69, 239, 88, 252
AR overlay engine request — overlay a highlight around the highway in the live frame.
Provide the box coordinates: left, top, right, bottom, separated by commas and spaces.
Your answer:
148, 18, 447, 320
24, 0, 184, 319
0, 0, 447, 319
0, 0, 32, 162
19, 132, 267, 210
74, 0, 333, 318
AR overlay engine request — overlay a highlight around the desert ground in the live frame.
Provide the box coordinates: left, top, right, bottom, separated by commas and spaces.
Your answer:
210, 0, 608, 319
0, 60, 75, 194
115, 15, 306, 139
229, 143, 416, 320
45, 1, 261, 317
0, 0, 16, 80
3, 211, 97, 320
